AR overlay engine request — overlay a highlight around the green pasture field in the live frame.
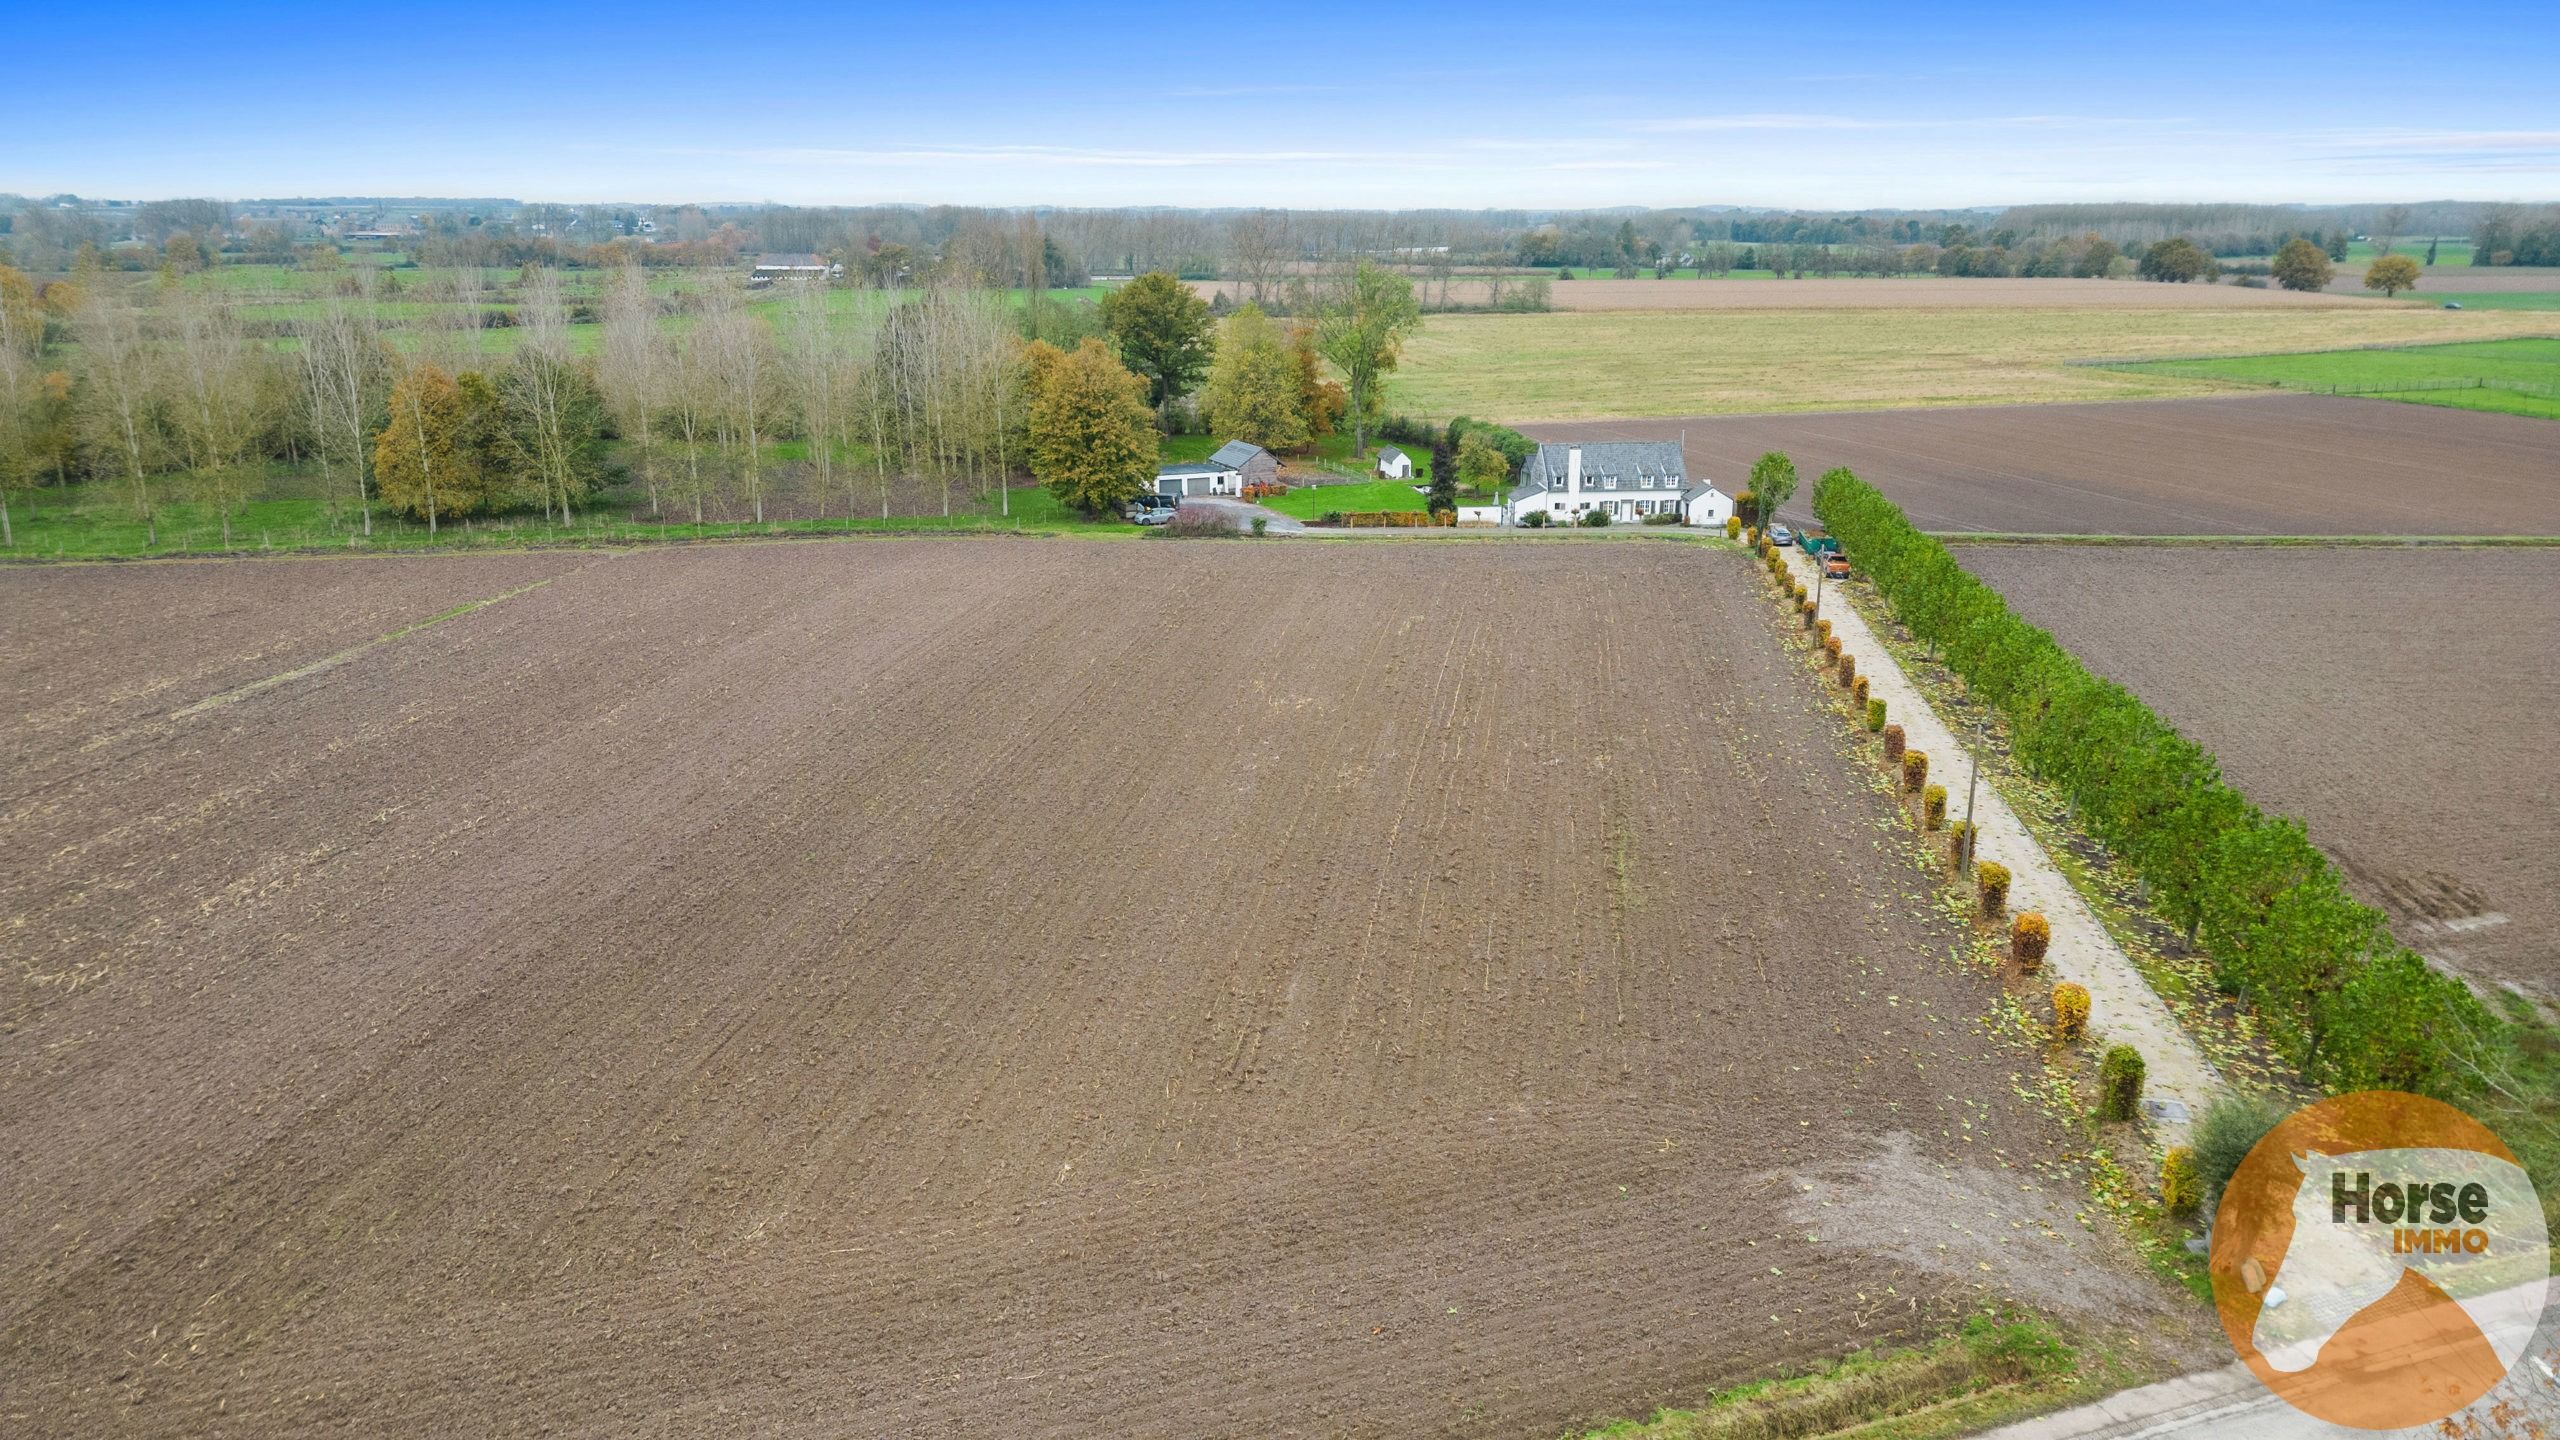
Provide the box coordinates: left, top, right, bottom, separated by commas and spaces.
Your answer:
2111, 337, 2560, 420
2392, 291, 2560, 312
1, 462, 1135, 560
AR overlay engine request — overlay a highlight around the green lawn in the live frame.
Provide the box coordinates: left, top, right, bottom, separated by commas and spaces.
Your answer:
1259, 480, 1434, 519
1161, 431, 1435, 482
2111, 337, 2560, 420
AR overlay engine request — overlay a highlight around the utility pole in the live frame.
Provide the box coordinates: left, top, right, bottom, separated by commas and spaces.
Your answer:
1961, 716, 1984, 874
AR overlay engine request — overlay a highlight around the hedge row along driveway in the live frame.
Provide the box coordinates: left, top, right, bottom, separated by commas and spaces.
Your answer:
1811, 469, 2494, 1099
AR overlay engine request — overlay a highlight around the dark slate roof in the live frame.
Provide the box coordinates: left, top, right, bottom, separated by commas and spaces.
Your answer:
1209, 439, 1269, 469
1157, 461, 1230, 477
1512, 441, 1690, 499
1377, 445, 1408, 460
752, 253, 828, 268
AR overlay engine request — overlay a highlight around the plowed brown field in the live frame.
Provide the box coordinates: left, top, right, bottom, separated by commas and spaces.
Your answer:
1950, 544, 2560, 999
1529, 394, 2560, 536
1, 541, 2182, 1438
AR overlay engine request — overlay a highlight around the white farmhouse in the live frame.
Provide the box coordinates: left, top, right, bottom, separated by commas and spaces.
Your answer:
1375, 445, 1415, 480
1504, 442, 1732, 527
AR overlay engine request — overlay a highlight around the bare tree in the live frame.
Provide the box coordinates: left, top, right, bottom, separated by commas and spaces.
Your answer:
698, 278, 775, 524
0, 268, 37, 546
167, 291, 262, 548
2375, 205, 2413, 256
599, 265, 669, 517
297, 281, 388, 536
777, 278, 845, 519
74, 287, 164, 545
504, 267, 583, 524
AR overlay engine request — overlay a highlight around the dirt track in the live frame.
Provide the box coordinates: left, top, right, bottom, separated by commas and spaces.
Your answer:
1950, 544, 2560, 999
1528, 394, 2560, 536
0, 541, 2188, 1437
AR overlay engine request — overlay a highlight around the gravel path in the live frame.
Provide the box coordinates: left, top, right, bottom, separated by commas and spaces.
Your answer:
1780, 545, 2220, 1141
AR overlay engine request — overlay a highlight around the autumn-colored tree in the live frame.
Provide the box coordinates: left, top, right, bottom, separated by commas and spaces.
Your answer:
1288, 323, 1345, 438
161, 233, 207, 276
374, 365, 468, 530
1098, 271, 1213, 425
2137, 237, 2217, 283
2363, 255, 2421, 297
1029, 338, 1156, 515
1200, 304, 1307, 452
2270, 237, 2334, 292
1456, 430, 1509, 494
1313, 260, 1421, 457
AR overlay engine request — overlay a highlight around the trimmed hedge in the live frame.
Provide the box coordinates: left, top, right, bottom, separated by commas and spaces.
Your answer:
1812, 465, 2489, 1095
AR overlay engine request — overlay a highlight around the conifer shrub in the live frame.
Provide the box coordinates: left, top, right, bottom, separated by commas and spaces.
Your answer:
1816, 618, 1831, 644
1923, 783, 1947, 830
1837, 652, 1856, 686
2011, 911, 2050, 971
1977, 860, 2011, 916
1853, 676, 1869, 708
2098, 1045, 2146, 1122
1883, 723, 1905, 761
1902, 750, 1927, 792
1866, 698, 1886, 732
2051, 982, 2089, 1040
2160, 1146, 2202, 1216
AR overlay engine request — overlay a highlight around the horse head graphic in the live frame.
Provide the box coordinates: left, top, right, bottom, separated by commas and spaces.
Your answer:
2250, 1146, 2545, 1377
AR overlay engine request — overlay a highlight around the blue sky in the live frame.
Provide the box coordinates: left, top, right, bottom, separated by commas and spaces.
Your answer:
9, 1, 2556, 207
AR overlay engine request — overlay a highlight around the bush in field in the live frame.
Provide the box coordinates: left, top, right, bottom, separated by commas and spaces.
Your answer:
1162, 503, 1240, 537
2051, 982, 2089, 1040
1853, 675, 1869, 708
1823, 636, 1842, 662
1519, 510, 1548, 528
1923, 783, 1947, 830
2191, 1091, 2286, 1215
1948, 819, 1974, 871
1724, 516, 1741, 539
2160, 1146, 2203, 1216
1883, 723, 1906, 761
2097, 1045, 2146, 1122
1579, 508, 1612, 527
1902, 750, 1928, 793
1838, 652, 1856, 686
1977, 860, 2011, 916
1816, 619, 1832, 644
2011, 911, 2050, 971
1866, 698, 1886, 732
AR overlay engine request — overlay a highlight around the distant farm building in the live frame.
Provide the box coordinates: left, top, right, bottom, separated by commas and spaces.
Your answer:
1505, 442, 1732, 527
1375, 446, 1414, 480
749, 253, 839, 285
1154, 440, 1277, 498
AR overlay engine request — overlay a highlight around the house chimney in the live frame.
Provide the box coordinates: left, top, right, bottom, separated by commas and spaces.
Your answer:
1566, 446, 1582, 493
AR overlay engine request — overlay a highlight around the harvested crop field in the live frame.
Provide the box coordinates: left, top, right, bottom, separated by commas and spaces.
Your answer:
1394, 307, 2557, 420
1951, 544, 2560, 999
1529, 394, 2560, 536
0, 541, 2187, 1437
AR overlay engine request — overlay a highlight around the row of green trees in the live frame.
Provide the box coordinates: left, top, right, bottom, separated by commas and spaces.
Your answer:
1809, 467, 2496, 1097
